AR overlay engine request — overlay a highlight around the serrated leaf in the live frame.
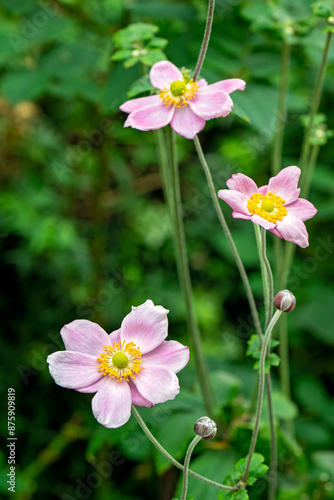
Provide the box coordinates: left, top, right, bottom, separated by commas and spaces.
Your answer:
253, 353, 281, 373
235, 453, 269, 481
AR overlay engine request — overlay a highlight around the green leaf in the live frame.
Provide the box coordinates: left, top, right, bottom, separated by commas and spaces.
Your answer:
311, 1, 332, 18
127, 74, 156, 98
113, 23, 159, 48
149, 37, 168, 49
247, 335, 280, 372
272, 392, 299, 420
235, 453, 269, 481
140, 48, 167, 66
218, 488, 249, 500
111, 49, 133, 62
231, 103, 251, 124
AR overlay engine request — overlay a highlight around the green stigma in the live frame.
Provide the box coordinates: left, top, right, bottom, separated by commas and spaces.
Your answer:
112, 352, 129, 368
261, 199, 275, 213
170, 80, 186, 96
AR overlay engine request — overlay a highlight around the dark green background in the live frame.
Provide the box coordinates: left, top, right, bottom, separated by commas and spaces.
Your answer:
1, 0, 334, 499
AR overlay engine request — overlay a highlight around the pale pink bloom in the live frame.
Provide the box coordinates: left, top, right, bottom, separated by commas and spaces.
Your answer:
120, 60, 246, 139
218, 166, 317, 248
47, 300, 189, 428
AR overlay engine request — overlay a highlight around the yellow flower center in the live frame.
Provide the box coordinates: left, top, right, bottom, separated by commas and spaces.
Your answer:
97, 340, 143, 381
247, 191, 287, 224
160, 78, 200, 108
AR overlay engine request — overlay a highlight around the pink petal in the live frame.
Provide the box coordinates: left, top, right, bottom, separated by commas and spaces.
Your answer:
133, 365, 180, 404
218, 189, 250, 215
124, 101, 174, 131
201, 78, 246, 94
108, 328, 121, 343
77, 378, 105, 394
120, 95, 160, 113
170, 106, 206, 139
286, 198, 317, 221
226, 173, 258, 196
128, 380, 153, 408
269, 226, 283, 239
197, 78, 208, 88
150, 61, 183, 89
121, 299, 169, 354
143, 340, 189, 373
60, 320, 110, 357
189, 90, 233, 119
251, 214, 276, 230
232, 212, 252, 220
268, 166, 301, 204
47, 351, 102, 390
258, 185, 268, 195
92, 378, 132, 428
275, 214, 310, 248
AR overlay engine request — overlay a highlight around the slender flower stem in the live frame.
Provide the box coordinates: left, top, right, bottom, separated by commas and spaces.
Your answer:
193, 0, 216, 80
266, 375, 278, 500
301, 144, 320, 198
271, 42, 290, 285
242, 310, 282, 483
131, 406, 237, 491
278, 24, 333, 419
299, 30, 333, 174
261, 228, 274, 329
194, 136, 263, 340
272, 42, 291, 176
254, 224, 277, 498
181, 435, 202, 500
166, 128, 216, 419
254, 224, 269, 325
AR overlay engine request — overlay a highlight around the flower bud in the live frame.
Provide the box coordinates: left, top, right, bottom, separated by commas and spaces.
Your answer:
194, 416, 217, 440
274, 290, 296, 313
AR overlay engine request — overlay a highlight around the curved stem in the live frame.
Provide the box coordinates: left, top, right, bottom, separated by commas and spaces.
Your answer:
131, 406, 237, 491
181, 435, 202, 500
242, 310, 282, 483
166, 129, 216, 419
194, 136, 263, 340
193, 0, 216, 80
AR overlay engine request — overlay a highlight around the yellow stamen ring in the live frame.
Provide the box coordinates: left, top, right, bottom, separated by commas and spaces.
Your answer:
160, 78, 200, 108
97, 340, 143, 382
247, 191, 287, 224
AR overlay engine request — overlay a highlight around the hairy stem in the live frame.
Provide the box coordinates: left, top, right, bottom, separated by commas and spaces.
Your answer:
181, 435, 202, 500
193, 0, 216, 80
194, 136, 263, 340
166, 128, 216, 419
242, 310, 282, 483
131, 406, 237, 491
299, 30, 333, 175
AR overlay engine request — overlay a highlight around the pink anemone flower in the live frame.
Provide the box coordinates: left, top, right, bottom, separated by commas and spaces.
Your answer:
47, 300, 189, 428
120, 60, 246, 140
218, 166, 317, 248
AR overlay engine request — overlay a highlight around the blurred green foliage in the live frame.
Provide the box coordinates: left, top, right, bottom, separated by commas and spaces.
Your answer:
0, 0, 334, 499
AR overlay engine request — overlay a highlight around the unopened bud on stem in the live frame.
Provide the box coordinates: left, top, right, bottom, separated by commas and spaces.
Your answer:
274, 290, 296, 313
194, 416, 217, 440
